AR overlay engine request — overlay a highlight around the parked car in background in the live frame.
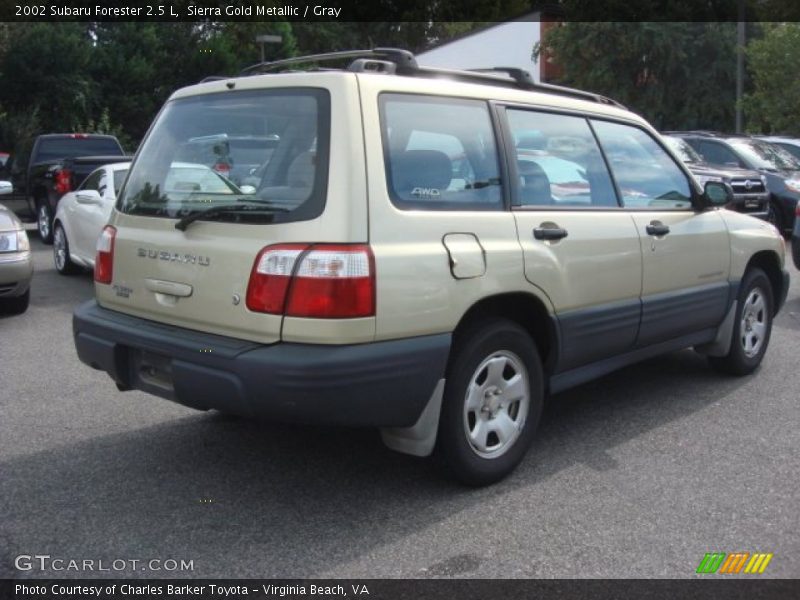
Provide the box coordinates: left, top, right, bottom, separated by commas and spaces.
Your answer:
793, 202, 800, 271
53, 162, 130, 275
756, 135, 800, 162
174, 134, 280, 187
0, 181, 33, 314
669, 131, 800, 235
4, 133, 128, 243
662, 135, 769, 219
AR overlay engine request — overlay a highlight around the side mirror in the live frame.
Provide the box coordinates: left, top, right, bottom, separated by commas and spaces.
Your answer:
704, 180, 733, 207
0, 181, 12, 196
75, 189, 103, 205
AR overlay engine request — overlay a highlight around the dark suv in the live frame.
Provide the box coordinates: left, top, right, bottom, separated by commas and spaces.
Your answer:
662, 135, 769, 220
668, 132, 800, 235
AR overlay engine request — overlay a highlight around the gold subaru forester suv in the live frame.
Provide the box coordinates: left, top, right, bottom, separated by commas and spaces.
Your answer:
73, 49, 790, 485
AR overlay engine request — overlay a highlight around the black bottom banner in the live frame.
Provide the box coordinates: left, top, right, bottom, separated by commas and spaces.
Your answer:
2, 579, 798, 600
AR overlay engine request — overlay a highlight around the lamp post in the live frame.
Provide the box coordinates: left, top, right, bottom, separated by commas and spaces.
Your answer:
256, 34, 283, 63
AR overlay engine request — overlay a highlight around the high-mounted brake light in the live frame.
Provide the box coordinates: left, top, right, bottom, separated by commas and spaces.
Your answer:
246, 243, 375, 318
94, 225, 116, 284
70, 133, 89, 139
54, 168, 72, 194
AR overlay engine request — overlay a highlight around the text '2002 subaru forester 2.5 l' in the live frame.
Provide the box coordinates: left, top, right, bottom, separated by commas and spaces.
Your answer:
73, 49, 789, 485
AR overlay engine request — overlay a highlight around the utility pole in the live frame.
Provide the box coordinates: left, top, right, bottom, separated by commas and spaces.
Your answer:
735, 0, 745, 133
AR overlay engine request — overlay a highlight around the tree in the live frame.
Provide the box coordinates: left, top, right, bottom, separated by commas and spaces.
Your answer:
0, 23, 94, 133
536, 22, 738, 131
743, 23, 800, 135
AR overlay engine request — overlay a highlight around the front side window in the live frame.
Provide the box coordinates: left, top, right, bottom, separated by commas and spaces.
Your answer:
112, 169, 129, 196
693, 140, 743, 168
592, 120, 692, 209
380, 94, 503, 210
506, 109, 618, 207
119, 88, 330, 224
79, 169, 104, 192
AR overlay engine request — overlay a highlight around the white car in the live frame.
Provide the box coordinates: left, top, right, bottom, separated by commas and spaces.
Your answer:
53, 162, 130, 275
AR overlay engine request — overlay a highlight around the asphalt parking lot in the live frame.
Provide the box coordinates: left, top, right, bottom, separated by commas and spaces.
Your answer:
1, 231, 799, 579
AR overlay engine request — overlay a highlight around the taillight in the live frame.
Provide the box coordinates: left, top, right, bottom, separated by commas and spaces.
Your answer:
54, 169, 72, 194
795, 202, 800, 217
246, 243, 375, 318
213, 162, 231, 177
94, 225, 116, 284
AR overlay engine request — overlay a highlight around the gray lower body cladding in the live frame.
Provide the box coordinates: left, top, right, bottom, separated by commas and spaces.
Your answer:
73, 300, 451, 428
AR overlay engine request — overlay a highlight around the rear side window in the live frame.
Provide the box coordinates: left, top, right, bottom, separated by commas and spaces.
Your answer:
380, 94, 503, 210
119, 88, 330, 225
592, 120, 692, 209
505, 109, 618, 208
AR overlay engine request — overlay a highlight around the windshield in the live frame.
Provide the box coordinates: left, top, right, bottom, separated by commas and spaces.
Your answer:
118, 88, 330, 224
663, 136, 703, 164
729, 139, 800, 170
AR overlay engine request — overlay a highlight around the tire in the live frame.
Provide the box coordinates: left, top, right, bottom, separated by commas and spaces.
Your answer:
53, 222, 80, 275
36, 199, 54, 244
0, 288, 30, 315
708, 268, 774, 376
437, 318, 544, 486
766, 201, 789, 238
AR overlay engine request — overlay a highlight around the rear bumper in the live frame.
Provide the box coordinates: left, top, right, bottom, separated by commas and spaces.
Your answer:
73, 300, 451, 427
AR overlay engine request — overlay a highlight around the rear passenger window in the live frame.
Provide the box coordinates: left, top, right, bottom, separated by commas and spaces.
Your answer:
592, 120, 692, 209
380, 94, 503, 210
505, 110, 618, 208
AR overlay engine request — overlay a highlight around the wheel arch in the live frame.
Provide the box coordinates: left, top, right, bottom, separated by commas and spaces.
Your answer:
744, 250, 783, 315
451, 292, 559, 375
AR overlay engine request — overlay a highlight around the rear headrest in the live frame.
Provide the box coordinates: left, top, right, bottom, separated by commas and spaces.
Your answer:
518, 160, 552, 204
287, 151, 315, 188
391, 150, 452, 196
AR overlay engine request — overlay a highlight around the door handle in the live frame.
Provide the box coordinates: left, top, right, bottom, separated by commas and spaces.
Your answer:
646, 221, 670, 236
533, 227, 568, 241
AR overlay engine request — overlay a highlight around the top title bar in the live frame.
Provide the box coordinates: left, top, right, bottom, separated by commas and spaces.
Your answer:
3, 0, 800, 22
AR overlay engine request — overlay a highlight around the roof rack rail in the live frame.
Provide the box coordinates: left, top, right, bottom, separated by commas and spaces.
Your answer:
468, 67, 626, 109
236, 48, 626, 109
198, 76, 228, 83
240, 48, 417, 76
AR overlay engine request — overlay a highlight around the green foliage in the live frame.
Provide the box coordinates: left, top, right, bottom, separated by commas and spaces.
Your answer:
0, 18, 505, 152
0, 23, 94, 133
743, 23, 800, 135
537, 22, 738, 131
0, 107, 41, 165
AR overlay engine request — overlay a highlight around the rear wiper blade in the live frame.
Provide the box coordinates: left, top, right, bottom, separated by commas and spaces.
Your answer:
175, 203, 288, 231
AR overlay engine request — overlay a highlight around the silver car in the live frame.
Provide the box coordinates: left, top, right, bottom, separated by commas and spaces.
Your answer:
0, 181, 33, 314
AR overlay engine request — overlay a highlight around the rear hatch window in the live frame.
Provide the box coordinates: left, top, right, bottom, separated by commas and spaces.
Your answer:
119, 88, 330, 225
35, 137, 124, 162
